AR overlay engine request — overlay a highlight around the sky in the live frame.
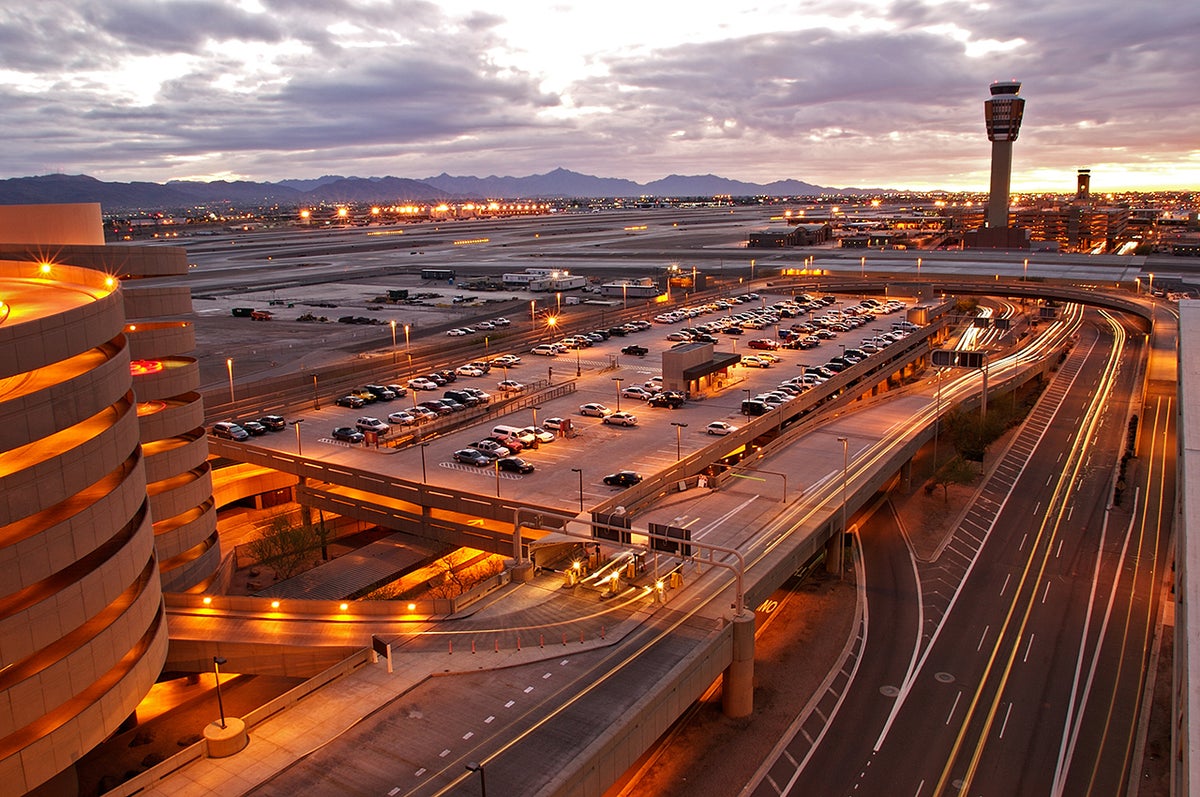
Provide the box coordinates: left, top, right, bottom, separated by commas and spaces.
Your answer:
1, 0, 1197, 192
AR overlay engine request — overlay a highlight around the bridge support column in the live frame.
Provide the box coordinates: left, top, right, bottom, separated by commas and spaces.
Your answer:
825, 529, 844, 576
901, 458, 913, 492
722, 612, 755, 718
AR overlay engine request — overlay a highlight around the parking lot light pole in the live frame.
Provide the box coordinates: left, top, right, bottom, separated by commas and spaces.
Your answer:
837, 436, 849, 579
226, 358, 235, 403
570, 468, 583, 512
532, 406, 540, 428
212, 656, 228, 729
390, 320, 397, 363
671, 422, 688, 460
291, 419, 304, 456
612, 377, 623, 412
494, 458, 501, 497
419, 443, 429, 483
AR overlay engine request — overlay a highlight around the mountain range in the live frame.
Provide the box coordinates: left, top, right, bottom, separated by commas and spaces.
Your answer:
0, 169, 867, 212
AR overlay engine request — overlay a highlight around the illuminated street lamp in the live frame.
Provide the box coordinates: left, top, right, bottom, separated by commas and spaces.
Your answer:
390, 320, 398, 363
419, 442, 429, 483
494, 458, 501, 497
671, 422, 688, 461
226, 358, 235, 403
622, 282, 628, 309
212, 656, 228, 729
837, 436, 849, 579
530, 299, 536, 327
570, 468, 584, 513
291, 419, 304, 456
612, 377, 623, 412
546, 314, 558, 343
1023, 257, 1029, 282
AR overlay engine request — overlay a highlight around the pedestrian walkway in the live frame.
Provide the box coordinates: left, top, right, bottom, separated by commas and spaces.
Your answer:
254, 532, 428, 600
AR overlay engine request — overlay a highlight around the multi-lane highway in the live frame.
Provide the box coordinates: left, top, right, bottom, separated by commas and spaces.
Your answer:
742, 307, 1174, 796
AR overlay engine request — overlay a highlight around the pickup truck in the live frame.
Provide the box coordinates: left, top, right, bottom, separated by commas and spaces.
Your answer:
621, 345, 648, 357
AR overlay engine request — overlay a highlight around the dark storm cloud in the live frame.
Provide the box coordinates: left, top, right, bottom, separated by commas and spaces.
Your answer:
0, 0, 1195, 186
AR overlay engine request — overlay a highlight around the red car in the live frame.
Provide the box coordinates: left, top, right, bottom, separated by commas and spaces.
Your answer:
748, 338, 780, 350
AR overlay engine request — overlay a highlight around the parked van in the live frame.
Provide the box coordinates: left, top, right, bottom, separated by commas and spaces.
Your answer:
493, 424, 536, 445
741, 399, 770, 417
445, 389, 480, 407
531, 344, 559, 356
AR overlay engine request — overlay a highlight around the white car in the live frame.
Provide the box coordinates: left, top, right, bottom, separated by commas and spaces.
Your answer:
493, 354, 521, 367
521, 426, 556, 444
456, 365, 484, 377
579, 403, 613, 417
497, 380, 526, 393
741, 355, 771, 368
531, 344, 559, 356
622, 386, 654, 400
407, 377, 438, 391
388, 411, 419, 425
446, 328, 469, 337
603, 411, 638, 427
707, 421, 738, 436
476, 321, 496, 330
493, 317, 511, 326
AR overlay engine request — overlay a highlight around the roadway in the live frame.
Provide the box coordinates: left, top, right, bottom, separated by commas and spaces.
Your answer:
744, 306, 1173, 796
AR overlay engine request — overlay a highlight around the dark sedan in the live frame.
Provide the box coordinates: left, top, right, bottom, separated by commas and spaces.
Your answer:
257, 415, 286, 431
453, 448, 491, 467
603, 470, 643, 487
331, 427, 364, 444
336, 395, 365, 408
497, 456, 535, 474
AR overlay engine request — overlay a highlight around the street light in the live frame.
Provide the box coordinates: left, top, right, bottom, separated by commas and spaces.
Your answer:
547, 314, 558, 343
494, 458, 501, 497
612, 377, 623, 412
531, 406, 540, 428
212, 656, 228, 729
419, 443, 429, 483
390, 320, 397, 362
465, 762, 487, 797
671, 422, 688, 460
226, 358, 234, 403
622, 282, 628, 309
530, 299, 536, 327
837, 436, 849, 579
570, 468, 584, 513
291, 419, 304, 456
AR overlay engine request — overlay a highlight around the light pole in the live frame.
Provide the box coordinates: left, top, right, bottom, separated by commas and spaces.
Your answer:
494, 458, 501, 497
1023, 257, 1029, 282
612, 377, 623, 412
622, 282, 628, 309
226, 358, 234, 403
933, 366, 942, 469
576, 344, 581, 378
570, 468, 583, 512
916, 257, 922, 280
212, 656, 228, 729
465, 762, 487, 797
312, 374, 319, 410
556, 291, 561, 314
546, 314, 558, 344
531, 406, 540, 428
530, 299, 536, 327
390, 320, 397, 363
671, 422, 688, 460
837, 436, 849, 579
419, 442, 429, 483
291, 419, 304, 456
860, 256, 866, 278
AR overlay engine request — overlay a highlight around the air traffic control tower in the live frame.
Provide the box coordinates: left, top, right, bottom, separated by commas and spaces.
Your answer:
967, 80, 1030, 248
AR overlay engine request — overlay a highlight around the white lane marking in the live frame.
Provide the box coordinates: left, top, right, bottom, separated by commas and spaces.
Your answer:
1018, 533, 1028, 551
1042, 582, 1051, 603
523, 686, 534, 693
691, 495, 762, 541
484, 716, 495, 724
977, 625, 990, 652
542, 672, 552, 679
1023, 634, 1036, 663
945, 691, 963, 725
1056, 539, 1064, 558
1000, 573, 1011, 596
999, 703, 1014, 739
439, 749, 450, 757
504, 700, 515, 708
462, 731, 474, 740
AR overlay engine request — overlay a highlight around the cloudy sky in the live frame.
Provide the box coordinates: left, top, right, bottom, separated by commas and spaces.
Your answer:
2, 0, 1196, 191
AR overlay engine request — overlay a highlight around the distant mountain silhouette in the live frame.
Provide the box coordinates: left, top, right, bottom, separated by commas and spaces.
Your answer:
0, 169, 862, 212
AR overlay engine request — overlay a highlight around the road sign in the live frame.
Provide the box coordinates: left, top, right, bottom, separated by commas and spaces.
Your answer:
932, 349, 986, 368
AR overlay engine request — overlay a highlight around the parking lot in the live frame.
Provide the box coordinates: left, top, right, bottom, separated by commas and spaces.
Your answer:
229, 289, 922, 515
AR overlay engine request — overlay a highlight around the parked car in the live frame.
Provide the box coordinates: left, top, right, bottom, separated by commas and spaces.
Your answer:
521, 426, 556, 444
257, 415, 286, 431
456, 365, 484, 377
580, 403, 613, 417
497, 380, 526, 393
335, 394, 366, 408
647, 392, 685, 409
543, 417, 568, 433
621, 344, 648, 357
531, 344, 559, 356
212, 421, 249, 441
707, 421, 738, 436
453, 448, 491, 467
489, 433, 525, 452
470, 440, 509, 458
418, 400, 453, 416
332, 427, 365, 444
603, 470, 643, 487
492, 354, 521, 367
497, 456, 535, 474
622, 385, 653, 400
386, 384, 408, 398
740, 355, 771, 368
408, 377, 438, 391
364, 384, 396, 401
239, 420, 268, 436
388, 411, 419, 426
355, 417, 390, 434
603, 411, 638, 427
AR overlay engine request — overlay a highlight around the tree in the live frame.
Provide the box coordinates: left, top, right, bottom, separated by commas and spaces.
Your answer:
929, 456, 977, 502
245, 514, 319, 581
